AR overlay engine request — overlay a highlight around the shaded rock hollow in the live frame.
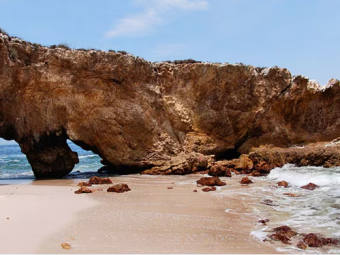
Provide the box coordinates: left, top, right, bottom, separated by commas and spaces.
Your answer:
1, 31, 340, 178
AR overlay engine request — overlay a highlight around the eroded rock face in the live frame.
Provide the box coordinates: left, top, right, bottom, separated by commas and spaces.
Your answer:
248, 141, 340, 173
1, 32, 340, 178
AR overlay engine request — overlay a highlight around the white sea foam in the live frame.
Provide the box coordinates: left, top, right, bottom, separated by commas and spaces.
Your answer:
267, 164, 340, 187
79, 155, 98, 159
250, 229, 268, 242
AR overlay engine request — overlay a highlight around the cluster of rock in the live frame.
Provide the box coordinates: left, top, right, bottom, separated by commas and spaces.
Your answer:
74, 176, 130, 194
255, 180, 337, 250
1, 31, 340, 178
267, 225, 338, 250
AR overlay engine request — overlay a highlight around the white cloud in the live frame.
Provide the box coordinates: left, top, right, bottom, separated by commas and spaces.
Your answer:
152, 43, 187, 58
106, 9, 160, 37
105, 0, 209, 38
147, 0, 209, 11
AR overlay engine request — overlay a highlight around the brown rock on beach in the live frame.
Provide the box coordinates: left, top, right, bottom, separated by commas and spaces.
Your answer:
258, 219, 270, 225
202, 187, 216, 192
74, 186, 93, 194
61, 243, 71, 249
77, 182, 92, 187
269, 225, 297, 245
107, 184, 131, 193
196, 177, 226, 186
240, 177, 253, 185
301, 183, 319, 190
268, 233, 291, 245
296, 240, 308, 250
208, 164, 231, 177
303, 233, 323, 247
273, 225, 297, 238
88, 176, 113, 185
261, 199, 277, 206
277, 181, 288, 188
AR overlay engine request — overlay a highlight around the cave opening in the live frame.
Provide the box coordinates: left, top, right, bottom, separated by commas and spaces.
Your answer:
66, 139, 102, 176
0, 138, 34, 181
215, 148, 241, 161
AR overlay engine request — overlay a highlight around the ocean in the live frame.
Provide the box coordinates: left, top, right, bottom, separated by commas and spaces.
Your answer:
0, 141, 102, 180
1, 142, 340, 253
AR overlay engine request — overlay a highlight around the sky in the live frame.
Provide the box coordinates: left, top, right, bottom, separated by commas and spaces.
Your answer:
0, 0, 339, 145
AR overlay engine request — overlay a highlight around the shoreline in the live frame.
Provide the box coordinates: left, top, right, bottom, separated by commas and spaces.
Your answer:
0, 179, 98, 254
0, 174, 280, 254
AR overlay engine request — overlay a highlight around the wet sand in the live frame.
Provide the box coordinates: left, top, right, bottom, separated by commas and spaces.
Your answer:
0, 174, 280, 254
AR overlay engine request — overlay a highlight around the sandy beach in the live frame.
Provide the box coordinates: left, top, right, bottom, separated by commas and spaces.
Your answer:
0, 174, 280, 254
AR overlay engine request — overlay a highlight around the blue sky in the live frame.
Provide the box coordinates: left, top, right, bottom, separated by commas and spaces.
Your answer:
0, 0, 339, 145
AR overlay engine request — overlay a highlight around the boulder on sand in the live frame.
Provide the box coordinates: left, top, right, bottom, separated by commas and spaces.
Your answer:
107, 183, 131, 193
240, 177, 253, 185
88, 176, 113, 185
202, 187, 216, 192
74, 186, 93, 194
196, 177, 226, 186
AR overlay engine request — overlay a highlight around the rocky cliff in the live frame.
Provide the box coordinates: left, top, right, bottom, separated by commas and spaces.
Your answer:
1, 31, 340, 178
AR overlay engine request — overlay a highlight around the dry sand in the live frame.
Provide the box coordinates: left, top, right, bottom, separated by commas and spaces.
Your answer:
0, 174, 280, 254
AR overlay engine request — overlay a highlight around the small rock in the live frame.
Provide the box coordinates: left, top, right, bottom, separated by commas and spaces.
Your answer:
77, 181, 92, 187
107, 183, 131, 193
196, 177, 226, 186
240, 177, 253, 185
301, 183, 319, 190
202, 187, 216, 192
208, 164, 231, 177
88, 176, 113, 185
193, 190, 198, 192
297, 240, 308, 250
61, 243, 71, 249
277, 181, 288, 188
302, 233, 339, 247
268, 233, 291, 244
303, 233, 322, 247
167, 187, 173, 189
6, 217, 9, 220
283, 193, 299, 197
74, 186, 93, 194
321, 237, 339, 246
273, 225, 297, 238
258, 219, 270, 225
261, 199, 276, 206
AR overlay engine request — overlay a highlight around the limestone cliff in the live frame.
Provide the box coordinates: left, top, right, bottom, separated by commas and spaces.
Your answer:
0, 32, 339, 178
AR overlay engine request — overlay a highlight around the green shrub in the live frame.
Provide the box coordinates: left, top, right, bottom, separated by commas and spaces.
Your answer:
32, 43, 42, 49
118, 50, 128, 55
57, 43, 70, 50
173, 59, 201, 64
108, 49, 116, 53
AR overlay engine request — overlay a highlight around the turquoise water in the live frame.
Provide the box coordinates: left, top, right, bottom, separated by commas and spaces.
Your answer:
0, 141, 102, 179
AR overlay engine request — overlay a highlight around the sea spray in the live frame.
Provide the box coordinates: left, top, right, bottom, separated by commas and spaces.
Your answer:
248, 164, 340, 253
